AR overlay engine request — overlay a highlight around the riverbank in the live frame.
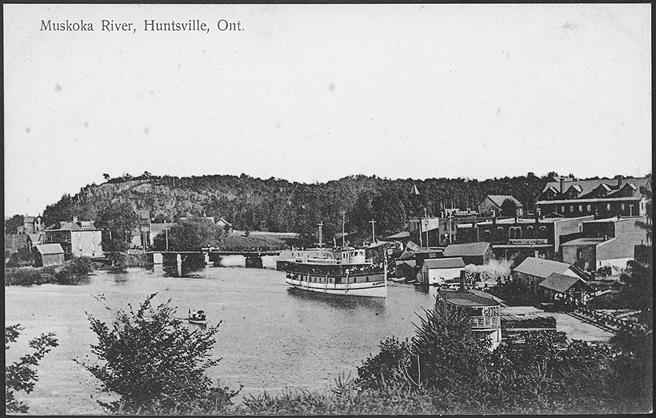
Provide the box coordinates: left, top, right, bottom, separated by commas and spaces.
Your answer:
4, 257, 94, 286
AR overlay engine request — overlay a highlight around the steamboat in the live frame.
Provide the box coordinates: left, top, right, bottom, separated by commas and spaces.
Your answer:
283, 218, 387, 298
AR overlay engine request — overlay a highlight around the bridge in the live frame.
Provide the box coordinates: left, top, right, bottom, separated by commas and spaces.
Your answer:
145, 248, 281, 256
145, 248, 282, 265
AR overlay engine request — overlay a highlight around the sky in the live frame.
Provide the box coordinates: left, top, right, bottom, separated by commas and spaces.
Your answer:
4, 4, 652, 216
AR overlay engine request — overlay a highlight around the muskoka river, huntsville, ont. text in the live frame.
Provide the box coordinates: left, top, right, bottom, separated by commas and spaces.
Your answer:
39, 19, 244, 33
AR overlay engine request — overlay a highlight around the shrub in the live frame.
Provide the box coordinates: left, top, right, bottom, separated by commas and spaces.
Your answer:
5, 324, 59, 413
4, 267, 55, 286
78, 293, 240, 413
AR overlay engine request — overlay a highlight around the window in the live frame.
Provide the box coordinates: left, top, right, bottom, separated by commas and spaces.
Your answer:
587, 204, 592, 212
621, 203, 625, 211
578, 205, 583, 212
606, 203, 611, 211
569, 205, 574, 213
561, 205, 565, 212
526, 226, 534, 238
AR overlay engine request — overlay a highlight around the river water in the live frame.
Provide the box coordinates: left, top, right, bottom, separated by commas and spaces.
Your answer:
5, 265, 435, 414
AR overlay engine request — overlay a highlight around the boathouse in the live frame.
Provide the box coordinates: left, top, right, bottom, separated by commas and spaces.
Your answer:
420, 257, 465, 285
439, 289, 502, 349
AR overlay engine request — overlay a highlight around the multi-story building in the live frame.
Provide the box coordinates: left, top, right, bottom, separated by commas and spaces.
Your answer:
408, 208, 480, 246
456, 215, 593, 263
561, 216, 650, 271
437, 289, 502, 349
17, 215, 43, 234
536, 175, 651, 219
44, 217, 103, 258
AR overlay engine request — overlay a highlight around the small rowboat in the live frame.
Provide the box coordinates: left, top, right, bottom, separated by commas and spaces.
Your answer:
188, 309, 207, 325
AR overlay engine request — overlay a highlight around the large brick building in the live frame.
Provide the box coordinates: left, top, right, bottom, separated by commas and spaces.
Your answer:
535, 175, 651, 219
456, 215, 593, 263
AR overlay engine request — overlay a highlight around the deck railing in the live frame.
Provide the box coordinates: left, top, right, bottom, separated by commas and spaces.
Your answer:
470, 315, 500, 329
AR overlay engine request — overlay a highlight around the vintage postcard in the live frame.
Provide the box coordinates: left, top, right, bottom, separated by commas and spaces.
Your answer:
4, 3, 652, 415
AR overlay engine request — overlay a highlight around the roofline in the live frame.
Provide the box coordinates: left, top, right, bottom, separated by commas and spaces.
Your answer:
536, 197, 642, 204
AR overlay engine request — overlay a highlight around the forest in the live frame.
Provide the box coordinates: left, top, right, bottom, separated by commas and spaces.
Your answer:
37, 171, 596, 241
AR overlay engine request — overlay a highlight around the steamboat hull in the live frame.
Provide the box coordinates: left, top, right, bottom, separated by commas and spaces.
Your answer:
285, 273, 387, 298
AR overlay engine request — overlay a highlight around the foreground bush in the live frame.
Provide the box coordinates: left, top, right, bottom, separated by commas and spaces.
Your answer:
5, 324, 58, 413
353, 296, 652, 415
74, 293, 651, 415
78, 293, 240, 414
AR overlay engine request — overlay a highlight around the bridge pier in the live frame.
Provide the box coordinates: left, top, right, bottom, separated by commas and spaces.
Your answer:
153, 252, 163, 264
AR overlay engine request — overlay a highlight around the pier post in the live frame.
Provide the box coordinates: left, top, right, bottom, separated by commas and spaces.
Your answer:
176, 254, 182, 264
153, 252, 163, 264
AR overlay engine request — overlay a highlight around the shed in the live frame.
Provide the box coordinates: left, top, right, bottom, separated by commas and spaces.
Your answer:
395, 259, 417, 281
36, 243, 65, 267
538, 272, 592, 303
421, 257, 465, 285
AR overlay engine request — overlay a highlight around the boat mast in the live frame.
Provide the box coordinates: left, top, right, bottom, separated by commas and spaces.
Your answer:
369, 219, 376, 244
317, 221, 324, 248
341, 211, 346, 249
424, 207, 429, 248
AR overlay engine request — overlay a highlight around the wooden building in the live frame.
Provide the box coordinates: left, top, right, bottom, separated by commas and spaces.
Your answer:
35, 243, 65, 267
439, 289, 502, 349
443, 242, 493, 265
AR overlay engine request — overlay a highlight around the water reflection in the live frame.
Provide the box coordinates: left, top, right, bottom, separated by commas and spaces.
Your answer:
286, 287, 387, 312
161, 259, 206, 278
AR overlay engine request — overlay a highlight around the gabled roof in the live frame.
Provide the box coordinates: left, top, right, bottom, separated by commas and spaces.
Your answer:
513, 257, 574, 279
565, 184, 583, 193
47, 220, 99, 231
486, 195, 524, 208
540, 176, 650, 200
443, 242, 490, 257
423, 257, 465, 270
36, 243, 64, 255
539, 272, 591, 293
441, 289, 500, 307
27, 233, 44, 243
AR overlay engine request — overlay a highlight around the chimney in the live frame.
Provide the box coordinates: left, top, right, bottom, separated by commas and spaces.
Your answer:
560, 177, 564, 194
459, 270, 466, 291
492, 210, 497, 225
535, 210, 539, 224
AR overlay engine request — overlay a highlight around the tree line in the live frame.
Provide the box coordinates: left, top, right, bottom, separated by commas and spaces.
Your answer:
36, 172, 562, 241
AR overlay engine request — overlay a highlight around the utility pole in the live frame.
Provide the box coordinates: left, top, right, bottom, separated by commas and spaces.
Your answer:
369, 219, 376, 244
165, 228, 169, 251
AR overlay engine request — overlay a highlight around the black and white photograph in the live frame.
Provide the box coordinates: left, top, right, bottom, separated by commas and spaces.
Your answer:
3, 3, 652, 415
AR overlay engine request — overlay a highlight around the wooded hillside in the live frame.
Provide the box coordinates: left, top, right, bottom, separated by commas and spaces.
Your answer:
41, 172, 553, 240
